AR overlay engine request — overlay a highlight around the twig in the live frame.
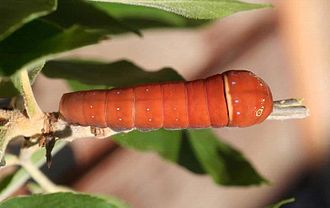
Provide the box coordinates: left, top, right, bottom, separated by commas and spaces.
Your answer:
0, 142, 68, 201
0, 98, 309, 144
52, 117, 118, 141
19, 160, 69, 193
267, 99, 309, 120
50, 99, 308, 141
1, 98, 309, 146
19, 148, 70, 193
0, 110, 13, 121
0, 109, 45, 165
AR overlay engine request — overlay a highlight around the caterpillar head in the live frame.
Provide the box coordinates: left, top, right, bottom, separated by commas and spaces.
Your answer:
223, 70, 273, 127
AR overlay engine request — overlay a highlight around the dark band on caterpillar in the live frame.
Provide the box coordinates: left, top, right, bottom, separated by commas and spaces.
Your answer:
59, 70, 273, 131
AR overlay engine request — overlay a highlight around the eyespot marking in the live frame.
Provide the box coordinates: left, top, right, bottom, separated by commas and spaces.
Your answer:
256, 109, 264, 117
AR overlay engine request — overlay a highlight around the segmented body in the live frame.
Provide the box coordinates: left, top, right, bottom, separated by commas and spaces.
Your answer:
59, 70, 273, 131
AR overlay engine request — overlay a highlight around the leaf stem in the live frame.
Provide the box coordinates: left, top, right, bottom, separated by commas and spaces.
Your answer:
19, 160, 66, 193
17, 69, 44, 118
19, 148, 70, 193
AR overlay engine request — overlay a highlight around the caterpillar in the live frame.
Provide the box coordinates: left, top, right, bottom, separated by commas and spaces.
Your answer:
59, 70, 273, 131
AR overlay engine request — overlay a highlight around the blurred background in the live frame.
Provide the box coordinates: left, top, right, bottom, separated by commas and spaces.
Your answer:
29, 0, 330, 207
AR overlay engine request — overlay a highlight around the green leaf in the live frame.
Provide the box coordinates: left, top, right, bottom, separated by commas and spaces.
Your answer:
187, 129, 267, 185
28, 61, 46, 84
67, 80, 110, 91
0, 77, 19, 97
0, 19, 108, 76
267, 198, 295, 208
113, 129, 182, 161
43, 0, 139, 35
113, 130, 205, 174
42, 60, 185, 90
0, 0, 56, 41
0, 61, 45, 97
99, 195, 130, 208
0, 192, 121, 208
92, 2, 207, 29
113, 129, 267, 186
86, 0, 271, 19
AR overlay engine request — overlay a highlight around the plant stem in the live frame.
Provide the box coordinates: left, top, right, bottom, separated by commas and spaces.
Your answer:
19, 159, 69, 193
18, 147, 70, 193
16, 69, 44, 119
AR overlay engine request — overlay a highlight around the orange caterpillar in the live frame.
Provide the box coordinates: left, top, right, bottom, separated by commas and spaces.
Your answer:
59, 70, 273, 131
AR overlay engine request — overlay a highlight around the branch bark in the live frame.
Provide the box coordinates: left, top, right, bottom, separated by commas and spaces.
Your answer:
0, 98, 309, 146
50, 98, 309, 141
